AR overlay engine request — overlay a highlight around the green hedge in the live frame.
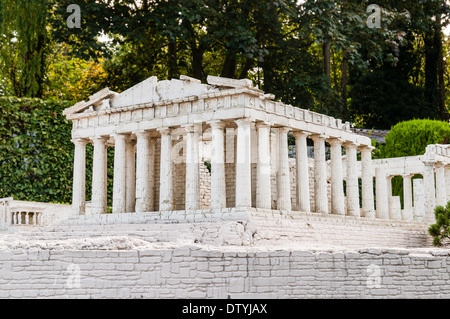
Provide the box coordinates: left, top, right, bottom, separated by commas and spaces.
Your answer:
377, 119, 450, 158
0, 97, 117, 205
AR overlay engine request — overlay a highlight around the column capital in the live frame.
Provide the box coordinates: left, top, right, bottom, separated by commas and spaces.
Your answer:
181, 122, 202, 133
235, 118, 253, 127
292, 130, 310, 139
255, 121, 272, 130
91, 136, 108, 144
435, 161, 446, 168
134, 130, 152, 138
111, 133, 129, 142
401, 173, 414, 179
423, 160, 436, 167
277, 126, 291, 134
343, 141, 359, 149
71, 138, 89, 146
157, 127, 172, 135
208, 120, 226, 130
327, 137, 344, 146
310, 133, 327, 142
359, 144, 376, 152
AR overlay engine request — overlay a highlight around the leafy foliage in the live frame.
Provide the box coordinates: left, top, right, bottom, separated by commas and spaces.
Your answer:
0, 97, 73, 202
376, 119, 450, 208
378, 119, 450, 158
43, 44, 108, 102
428, 202, 450, 247
0, 0, 50, 98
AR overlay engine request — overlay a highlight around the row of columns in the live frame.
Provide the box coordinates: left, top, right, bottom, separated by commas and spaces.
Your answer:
375, 160, 450, 223
72, 119, 376, 218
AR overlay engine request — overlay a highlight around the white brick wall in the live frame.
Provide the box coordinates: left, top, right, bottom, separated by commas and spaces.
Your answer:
0, 246, 449, 298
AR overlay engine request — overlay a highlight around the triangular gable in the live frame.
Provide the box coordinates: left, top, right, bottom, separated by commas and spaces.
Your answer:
63, 88, 118, 116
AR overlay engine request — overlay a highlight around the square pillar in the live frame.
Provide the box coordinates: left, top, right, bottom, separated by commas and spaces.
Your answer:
375, 167, 389, 219
435, 162, 447, 207
360, 146, 375, 218
423, 161, 436, 223
402, 174, 413, 221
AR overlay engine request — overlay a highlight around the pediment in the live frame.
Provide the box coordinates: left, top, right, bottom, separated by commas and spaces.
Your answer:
64, 74, 260, 117
62, 88, 118, 116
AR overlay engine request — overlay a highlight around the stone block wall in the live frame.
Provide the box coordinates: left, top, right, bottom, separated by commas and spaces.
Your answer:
1, 246, 449, 298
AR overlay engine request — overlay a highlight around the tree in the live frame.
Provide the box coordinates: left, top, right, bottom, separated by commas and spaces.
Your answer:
428, 202, 450, 247
0, 0, 50, 98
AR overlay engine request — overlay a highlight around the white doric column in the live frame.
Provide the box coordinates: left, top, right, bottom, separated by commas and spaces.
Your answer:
329, 138, 345, 215
125, 138, 136, 212
210, 121, 227, 209
135, 131, 154, 212
402, 174, 413, 221
345, 142, 360, 217
360, 146, 375, 218
158, 127, 174, 211
112, 134, 128, 214
311, 134, 328, 214
375, 167, 389, 219
184, 124, 201, 210
436, 162, 447, 207
293, 131, 310, 213
277, 127, 291, 211
423, 161, 436, 223
25, 212, 29, 225
71, 138, 88, 217
235, 118, 253, 208
91, 136, 108, 215
256, 122, 272, 209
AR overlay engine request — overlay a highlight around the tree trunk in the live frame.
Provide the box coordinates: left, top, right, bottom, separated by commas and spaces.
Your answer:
168, 39, 179, 80
238, 57, 254, 79
323, 42, 331, 84
191, 45, 205, 81
341, 50, 348, 120
424, 28, 440, 118
220, 52, 237, 78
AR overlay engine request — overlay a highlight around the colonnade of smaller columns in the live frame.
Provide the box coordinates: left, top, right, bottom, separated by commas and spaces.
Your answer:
375, 160, 450, 223
10, 211, 41, 225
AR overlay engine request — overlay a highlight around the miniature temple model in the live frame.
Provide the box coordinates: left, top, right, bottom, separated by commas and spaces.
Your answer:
59, 75, 450, 225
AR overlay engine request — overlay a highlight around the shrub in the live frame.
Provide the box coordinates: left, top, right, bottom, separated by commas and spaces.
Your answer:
378, 119, 450, 159
376, 119, 450, 208
428, 202, 450, 247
